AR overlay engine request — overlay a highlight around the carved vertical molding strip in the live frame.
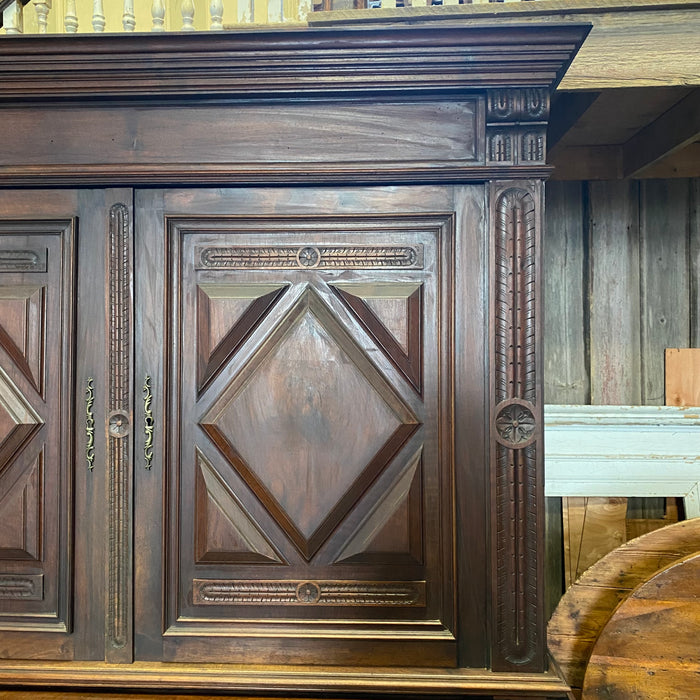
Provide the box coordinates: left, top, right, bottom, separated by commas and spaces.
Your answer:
491, 185, 543, 672
106, 202, 132, 658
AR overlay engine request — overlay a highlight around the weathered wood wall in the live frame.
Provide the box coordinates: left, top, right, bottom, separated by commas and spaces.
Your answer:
543, 178, 700, 612
545, 178, 700, 406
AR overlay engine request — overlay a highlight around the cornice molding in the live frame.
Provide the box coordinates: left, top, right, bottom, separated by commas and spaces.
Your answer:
0, 24, 590, 104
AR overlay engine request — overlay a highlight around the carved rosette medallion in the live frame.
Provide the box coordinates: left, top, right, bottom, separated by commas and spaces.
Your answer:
296, 581, 321, 603
491, 186, 542, 671
107, 202, 132, 654
494, 398, 537, 449
486, 88, 549, 166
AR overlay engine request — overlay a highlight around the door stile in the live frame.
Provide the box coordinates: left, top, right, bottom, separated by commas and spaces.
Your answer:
489, 179, 545, 673
104, 192, 135, 663
133, 189, 168, 661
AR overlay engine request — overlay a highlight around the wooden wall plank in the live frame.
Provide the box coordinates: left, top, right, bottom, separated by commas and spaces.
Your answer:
691, 178, 700, 348
588, 180, 641, 405
546, 177, 700, 598
544, 181, 590, 405
640, 180, 691, 405
559, 181, 639, 590
543, 181, 589, 615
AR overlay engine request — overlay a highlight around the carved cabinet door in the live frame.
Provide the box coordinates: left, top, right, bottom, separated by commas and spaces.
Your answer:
134, 186, 489, 666
0, 189, 125, 661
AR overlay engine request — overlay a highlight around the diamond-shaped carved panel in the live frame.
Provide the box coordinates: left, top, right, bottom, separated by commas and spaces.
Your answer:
0, 367, 43, 477
201, 288, 419, 560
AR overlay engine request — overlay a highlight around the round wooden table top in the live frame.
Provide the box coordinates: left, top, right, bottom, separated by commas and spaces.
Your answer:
582, 550, 700, 699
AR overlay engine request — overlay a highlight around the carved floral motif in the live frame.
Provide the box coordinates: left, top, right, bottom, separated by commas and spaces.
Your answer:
193, 579, 425, 606
495, 400, 536, 447
198, 245, 423, 270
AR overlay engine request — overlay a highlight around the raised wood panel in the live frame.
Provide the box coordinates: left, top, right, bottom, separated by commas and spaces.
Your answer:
196, 283, 287, 396
0, 285, 45, 395
194, 449, 284, 565
0, 101, 481, 186
333, 282, 423, 394
144, 202, 457, 668
0, 368, 42, 478
201, 286, 419, 559
0, 452, 42, 561
0, 220, 75, 656
335, 448, 423, 566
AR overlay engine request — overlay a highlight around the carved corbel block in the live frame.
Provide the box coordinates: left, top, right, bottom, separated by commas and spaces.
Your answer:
486, 89, 549, 166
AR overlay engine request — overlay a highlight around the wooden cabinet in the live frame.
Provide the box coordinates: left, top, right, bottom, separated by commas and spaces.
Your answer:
0, 23, 588, 697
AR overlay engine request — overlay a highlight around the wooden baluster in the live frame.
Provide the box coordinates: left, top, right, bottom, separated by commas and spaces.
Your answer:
181, 0, 194, 30
209, 0, 223, 30
3, 0, 24, 33
64, 0, 78, 32
267, 0, 282, 23
32, 0, 51, 33
92, 0, 105, 31
122, 0, 135, 31
151, 0, 165, 30
237, 0, 252, 24
296, 0, 312, 20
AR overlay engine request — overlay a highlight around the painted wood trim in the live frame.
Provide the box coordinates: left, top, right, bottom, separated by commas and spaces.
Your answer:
545, 404, 700, 517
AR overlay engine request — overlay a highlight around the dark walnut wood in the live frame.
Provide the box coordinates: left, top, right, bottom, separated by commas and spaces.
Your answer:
0, 23, 589, 698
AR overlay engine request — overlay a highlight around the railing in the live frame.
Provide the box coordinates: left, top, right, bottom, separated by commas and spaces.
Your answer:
1, 0, 512, 33
1, 0, 312, 32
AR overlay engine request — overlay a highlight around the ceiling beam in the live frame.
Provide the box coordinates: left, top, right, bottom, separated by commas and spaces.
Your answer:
548, 91, 601, 150
548, 145, 623, 181
623, 88, 700, 177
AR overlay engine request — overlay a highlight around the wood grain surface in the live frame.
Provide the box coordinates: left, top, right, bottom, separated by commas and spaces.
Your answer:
548, 519, 700, 698
582, 552, 700, 699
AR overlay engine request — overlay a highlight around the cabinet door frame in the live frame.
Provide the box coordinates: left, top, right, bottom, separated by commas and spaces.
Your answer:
133, 185, 489, 668
0, 189, 132, 662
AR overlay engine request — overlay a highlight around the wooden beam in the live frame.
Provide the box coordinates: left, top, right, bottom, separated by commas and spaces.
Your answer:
623, 89, 700, 177
549, 91, 601, 149
311, 0, 700, 91
641, 141, 700, 178
549, 142, 700, 180
548, 145, 622, 181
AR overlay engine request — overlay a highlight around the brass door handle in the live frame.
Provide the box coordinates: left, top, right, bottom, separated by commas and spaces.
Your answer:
86, 377, 95, 471
143, 375, 154, 470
